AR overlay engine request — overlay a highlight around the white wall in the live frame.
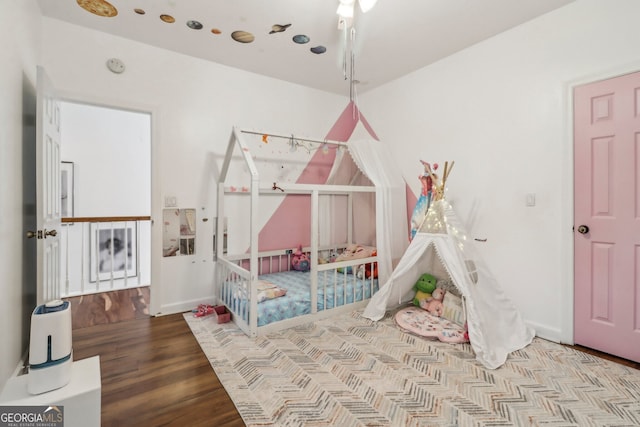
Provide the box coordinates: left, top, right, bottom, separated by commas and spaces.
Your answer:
60, 101, 150, 216
40, 17, 349, 316
360, 0, 640, 342
0, 0, 42, 392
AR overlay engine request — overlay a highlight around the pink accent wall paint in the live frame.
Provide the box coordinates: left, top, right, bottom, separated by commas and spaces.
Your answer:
256, 101, 415, 251
257, 102, 375, 251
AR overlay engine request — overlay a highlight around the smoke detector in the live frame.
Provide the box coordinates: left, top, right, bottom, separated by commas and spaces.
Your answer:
106, 58, 125, 74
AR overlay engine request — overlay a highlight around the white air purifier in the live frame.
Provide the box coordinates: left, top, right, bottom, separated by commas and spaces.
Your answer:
28, 299, 73, 395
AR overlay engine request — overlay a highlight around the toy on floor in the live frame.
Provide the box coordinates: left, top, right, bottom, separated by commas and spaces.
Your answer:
412, 273, 437, 306
291, 245, 310, 271
395, 306, 469, 344
419, 287, 446, 316
193, 304, 214, 317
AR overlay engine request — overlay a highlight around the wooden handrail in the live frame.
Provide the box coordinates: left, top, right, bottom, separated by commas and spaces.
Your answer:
61, 216, 151, 223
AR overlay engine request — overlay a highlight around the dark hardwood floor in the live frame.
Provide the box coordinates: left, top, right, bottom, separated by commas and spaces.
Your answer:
72, 313, 244, 427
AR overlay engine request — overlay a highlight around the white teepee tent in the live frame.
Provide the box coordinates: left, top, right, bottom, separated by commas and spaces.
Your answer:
363, 189, 535, 369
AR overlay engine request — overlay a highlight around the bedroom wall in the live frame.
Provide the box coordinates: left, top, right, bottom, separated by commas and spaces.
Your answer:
359, 0, 640, 343
39, 16, 351, 316
0, 0, 42, 393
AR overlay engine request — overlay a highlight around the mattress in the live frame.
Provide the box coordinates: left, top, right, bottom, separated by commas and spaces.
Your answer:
232, 270, 378, 327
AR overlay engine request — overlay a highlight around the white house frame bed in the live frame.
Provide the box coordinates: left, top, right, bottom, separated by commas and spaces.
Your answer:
215, 126, 407, 337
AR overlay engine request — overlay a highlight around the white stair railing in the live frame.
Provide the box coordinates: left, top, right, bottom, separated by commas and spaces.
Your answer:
60, 216, 151, 297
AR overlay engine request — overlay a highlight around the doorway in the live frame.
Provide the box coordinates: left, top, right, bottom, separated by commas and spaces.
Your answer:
59, 101, 152, 326
573, 70, 640, 363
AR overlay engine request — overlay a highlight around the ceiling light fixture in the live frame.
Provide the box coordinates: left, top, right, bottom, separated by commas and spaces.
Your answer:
337, 0, 377, 19
336, 0, 354, 17
336, 0, 377, 109
358, 0, 378, 13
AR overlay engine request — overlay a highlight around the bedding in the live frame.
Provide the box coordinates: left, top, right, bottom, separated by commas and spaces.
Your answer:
232, 270, 378, 327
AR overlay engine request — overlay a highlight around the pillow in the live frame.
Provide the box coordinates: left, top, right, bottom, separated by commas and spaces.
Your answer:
441, 292, 465, 326
256, 280, 287, 303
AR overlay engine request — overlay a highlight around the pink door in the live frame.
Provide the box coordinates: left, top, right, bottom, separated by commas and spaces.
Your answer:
574, 71, 640, 363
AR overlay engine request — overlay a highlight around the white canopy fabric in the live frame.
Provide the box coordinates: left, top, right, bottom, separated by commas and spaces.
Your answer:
363, 200, 535, 369
347, 140, 408, 284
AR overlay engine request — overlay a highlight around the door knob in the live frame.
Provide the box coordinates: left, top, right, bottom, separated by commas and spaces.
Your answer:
577, 225, 589, 234
26, 229, 57, 239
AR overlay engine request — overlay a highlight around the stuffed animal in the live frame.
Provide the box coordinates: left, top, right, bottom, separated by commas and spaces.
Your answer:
421, 299, 443, 317
291, 245, 310, 271
412, 273, 437, 306
413, 290, 431, 306
430, 287, 445, 301
435, 278, 457, 295
363, 250, 378, 278
419, 287, 446, 316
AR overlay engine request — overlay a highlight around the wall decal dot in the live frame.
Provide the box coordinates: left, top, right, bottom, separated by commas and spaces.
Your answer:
133, 8, 145, 15
160, 14, 175, 23
292, 34, 309, 44
310, 46, 326, 54
187, 20, 203, 30
211, 28, 222, 35
269, 24, 291, 34
76, 0, 118, 17
232, 31, 255, 44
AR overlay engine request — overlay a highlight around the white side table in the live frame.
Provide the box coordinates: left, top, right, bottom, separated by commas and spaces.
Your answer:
0, 356, 101, 427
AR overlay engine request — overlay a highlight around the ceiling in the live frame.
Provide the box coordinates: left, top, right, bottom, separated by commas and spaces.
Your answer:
37, 0, 575, 95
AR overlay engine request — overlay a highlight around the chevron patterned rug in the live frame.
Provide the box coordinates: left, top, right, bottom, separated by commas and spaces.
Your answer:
184, 310, 640, 426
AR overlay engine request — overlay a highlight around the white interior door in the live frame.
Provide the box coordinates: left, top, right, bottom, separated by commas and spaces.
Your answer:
34, 66, 62, 305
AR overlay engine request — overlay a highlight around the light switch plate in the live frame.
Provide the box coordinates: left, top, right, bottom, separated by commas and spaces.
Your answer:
525, 193, 536, 207
164, 196, 177, 207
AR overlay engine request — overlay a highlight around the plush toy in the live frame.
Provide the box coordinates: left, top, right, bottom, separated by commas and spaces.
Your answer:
291, 245, 310, 271
412, 273, 437, 306
430, 287, 446, 301
363, 250, 378, 278
413, 290, 431, 306
419, 287, 446, 316
356, 251, 378, 279
421, 299, 444, 317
